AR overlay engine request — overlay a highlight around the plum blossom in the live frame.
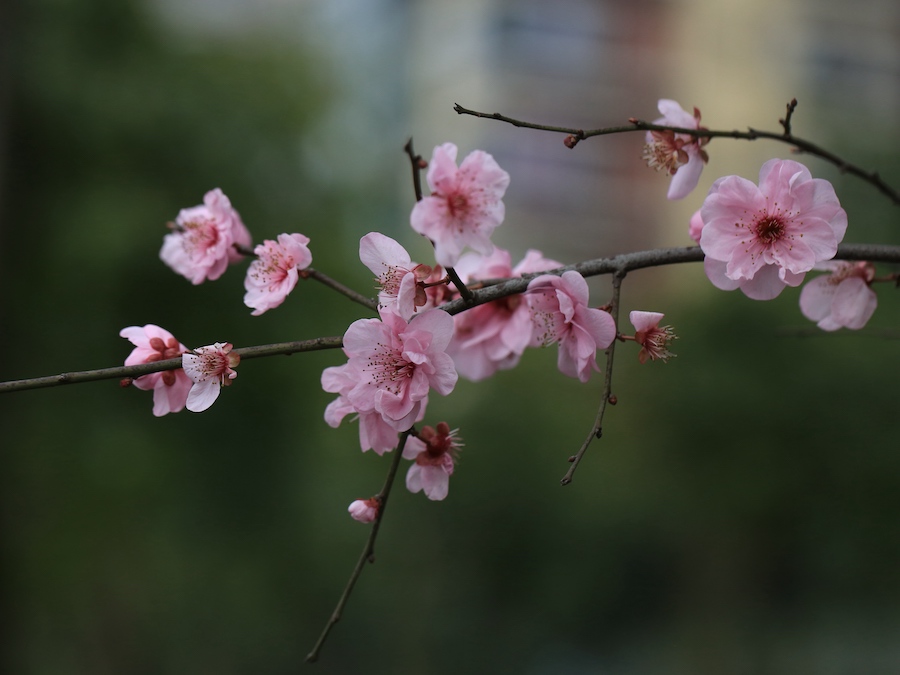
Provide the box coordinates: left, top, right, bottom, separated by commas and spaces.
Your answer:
643, 99, 709, 200
410, 142, 510, 268
359, 232, 435, 320
448, 247, 561, 381
629, 311, 677, 364
120, 324, 192, 416
182, 342, 240, 412
161, 188, 251, 284
322, 359, 422, 455
322, 308, 458, 438
348, 498, 380, 523
700, 159, 848, 297
527, 271, 617, 382
243, 233, 312, 315
799, 261, 877, 331
402, 423, 462, 501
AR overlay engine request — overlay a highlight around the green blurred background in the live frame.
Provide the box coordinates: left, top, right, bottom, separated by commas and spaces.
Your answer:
2, 0, 900, 673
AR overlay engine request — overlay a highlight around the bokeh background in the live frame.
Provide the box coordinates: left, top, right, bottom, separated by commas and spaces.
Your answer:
2, 0, 900, 673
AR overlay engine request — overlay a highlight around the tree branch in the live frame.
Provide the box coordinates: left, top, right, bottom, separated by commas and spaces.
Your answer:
454, 103, 900, 206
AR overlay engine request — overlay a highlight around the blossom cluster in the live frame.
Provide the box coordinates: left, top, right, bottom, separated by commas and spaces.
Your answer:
122, 98, 883, 523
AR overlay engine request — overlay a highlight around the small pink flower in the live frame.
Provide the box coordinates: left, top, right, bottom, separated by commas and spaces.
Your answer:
161, 188, 250, 284
629, 311, 677, 364
643, 100, 709, 200
120, 324, 192, 416
527, 271, 617, 383
182, 342, 240, 412
348, 498, 380, 523
324, 308, 458, 433
700, 159, 848, 290
243, 233, 312, 315
448, 247, 562, 381
410, 142, 510, 268
799, 261, 877, 331
359, 232, 433, 320
402, 422, 462, 501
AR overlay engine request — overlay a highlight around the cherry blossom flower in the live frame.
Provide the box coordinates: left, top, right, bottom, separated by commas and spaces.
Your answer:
643, 100, 709, 200
182, 342, 240, 412
323, 308, 458, 434
410, 142, 510, 268
527, 271, 617, 382
359, 232, 434, 320
402, 423, 462, 501
120, 324, 192, 416
160, 188, 250, 285
700, 159, 848, 294
447, 247, 561, 381
799, 261, 877, 331
348, 498, 380, 523
629, 311, 677, 364
243, 233, 312, 315
322, 359, 421, 455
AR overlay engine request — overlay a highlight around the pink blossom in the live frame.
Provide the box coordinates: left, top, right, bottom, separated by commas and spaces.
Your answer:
799, 261, 877, 331
410, 142, 510, 268
243, 233, 312, 315
643, 100, 709, 200
359, 232, 434, 320
527, 271, 617, 382
629, 311, 677, 364
324, 308, 458, 434
120, 324, 192, 416
348, 498, 380, 523
160, 188, 250, 284
402, 423, 462, 501
448, 247, 562, 381
322, 359, 419, 455
700, 159, 847, 293
182, 342, 240, 412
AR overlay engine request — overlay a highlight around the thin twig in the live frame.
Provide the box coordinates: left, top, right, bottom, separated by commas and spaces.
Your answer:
0, 337, 344, 394
305, 269, 378, 311
306, 430, 411, 663
453, 103, 900, 206
561, 269, 625, 486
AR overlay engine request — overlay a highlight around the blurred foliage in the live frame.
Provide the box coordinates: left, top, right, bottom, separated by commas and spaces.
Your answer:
2, 1, 900, 674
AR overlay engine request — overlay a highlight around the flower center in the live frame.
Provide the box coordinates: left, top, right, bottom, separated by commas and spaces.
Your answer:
448, 193, 468, 216
366, 344, 415, 395
754, 216, 786, 243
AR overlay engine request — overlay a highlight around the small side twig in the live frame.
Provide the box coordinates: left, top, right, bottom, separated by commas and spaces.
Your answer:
780, 98, 798, 136
454, 102, 900, 206
304, 269, 378, 312
305, 430, 411, 663
560, 269, 625, 485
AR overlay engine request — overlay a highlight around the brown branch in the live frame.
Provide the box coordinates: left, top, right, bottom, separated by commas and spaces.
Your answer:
0, 337, 344, 394
4, 243, 899, 396
306, 430, 411, 663
561, 269, 625, 486
304, 269, 378, 312
454, 102, 900, 206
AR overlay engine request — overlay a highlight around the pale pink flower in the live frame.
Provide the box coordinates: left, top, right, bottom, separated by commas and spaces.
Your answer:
448, 247, 562, 381
700, 159, 847, 293
359, 232, 434, 320
325, 308, 458, 433
161, 188, 250, 284
643, 100, 709, 200
322, 359, 420, 455
410, 142, 510, 268
182, 342, 240, 412
243, 233, 312, 315
120, 324, 192, 416
402, 423, 462, 501
527, 271, 617, 383
348, 498, 380, 523
799, 261, 877, 331
629, 311, 677, 364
